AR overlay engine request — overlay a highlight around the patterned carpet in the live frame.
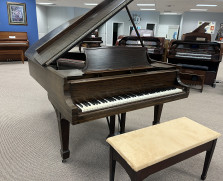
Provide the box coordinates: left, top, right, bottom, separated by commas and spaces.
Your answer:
0, 61, 222, 181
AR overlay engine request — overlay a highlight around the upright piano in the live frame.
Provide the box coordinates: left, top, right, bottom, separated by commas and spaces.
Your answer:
25, 0, 189, 161
0, 32, 29, 63
117, 36, 165, 61
168, 23, 222, 87
79, 29, 103, 52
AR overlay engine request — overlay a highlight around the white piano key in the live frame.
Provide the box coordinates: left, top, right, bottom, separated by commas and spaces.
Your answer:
77, 88, 183, 113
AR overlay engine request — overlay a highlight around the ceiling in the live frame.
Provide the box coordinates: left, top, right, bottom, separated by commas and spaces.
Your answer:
36, 0, 223, 13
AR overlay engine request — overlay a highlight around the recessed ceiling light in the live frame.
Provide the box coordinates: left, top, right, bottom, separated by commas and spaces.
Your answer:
196, 4, 217, 7
137, 4, 155, 6
140, 9, 156, 11
37, 2, 55, 5
163, 12, 179, 15
190, 9, 208, 11
84, 3, 98, 6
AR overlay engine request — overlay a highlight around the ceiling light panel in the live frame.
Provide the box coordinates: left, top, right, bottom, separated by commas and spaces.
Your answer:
196, 4, 217, 7
140, 8, 156, 11
190, 9, 208, 11
137, 4, 155, 6
84, 3, 98, 6
37, 2, 55, 5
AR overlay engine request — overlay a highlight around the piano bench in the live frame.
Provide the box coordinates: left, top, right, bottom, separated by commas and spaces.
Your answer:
107, 117, 220, 181
0, 49, 24, 64
179, 68, 206, 92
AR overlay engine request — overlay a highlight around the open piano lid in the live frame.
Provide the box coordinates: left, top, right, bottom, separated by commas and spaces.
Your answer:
25, 0, 133, 66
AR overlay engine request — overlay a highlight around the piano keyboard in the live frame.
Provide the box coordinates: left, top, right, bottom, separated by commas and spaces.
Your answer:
176, 52, 211, 60
76, 87, 183, 113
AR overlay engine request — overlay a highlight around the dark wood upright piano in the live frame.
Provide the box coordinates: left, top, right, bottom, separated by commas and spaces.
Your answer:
0, 32, 29, 63
117, 36, 165, 61
25, 0, 189, 161
168, 23, 222, 87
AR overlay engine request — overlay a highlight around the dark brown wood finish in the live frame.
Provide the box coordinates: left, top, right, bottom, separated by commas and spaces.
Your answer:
167, 22, 222, 87
117, 36, 165, 61
153, 104, 163, 125
27, 0, 190, 161
119, 113, 126, 134
28, 47, 189, 160
110, 139, 217, 181
56, 110, 70, 161
83, 47, 151, 73
25, 0, 134, 66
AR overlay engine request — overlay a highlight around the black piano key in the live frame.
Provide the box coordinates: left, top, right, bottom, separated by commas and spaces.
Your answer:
76, 103, 83, 108
99, 99, 106, 103
82, 102, 90, 107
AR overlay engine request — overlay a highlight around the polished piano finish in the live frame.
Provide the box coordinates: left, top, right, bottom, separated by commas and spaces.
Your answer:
168, 23, 222, 87
0, 32, 29, 63
117, 36, 165, 61
26, 0, 189, 161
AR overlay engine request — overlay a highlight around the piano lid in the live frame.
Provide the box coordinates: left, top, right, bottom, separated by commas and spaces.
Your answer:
182, 22, 211, 42
25, 0, 133, 66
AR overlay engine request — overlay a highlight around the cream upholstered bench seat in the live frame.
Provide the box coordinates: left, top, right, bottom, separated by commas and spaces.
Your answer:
107, 117, 220, 181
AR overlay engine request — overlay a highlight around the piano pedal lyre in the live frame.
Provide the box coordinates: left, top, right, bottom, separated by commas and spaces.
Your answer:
106, 113, 126, 137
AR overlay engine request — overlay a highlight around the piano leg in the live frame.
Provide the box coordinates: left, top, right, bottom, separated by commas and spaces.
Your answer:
57, 112, 70, 162
153, 104, 163, 125
119, 113, 126, 134
107, 115, 116, 137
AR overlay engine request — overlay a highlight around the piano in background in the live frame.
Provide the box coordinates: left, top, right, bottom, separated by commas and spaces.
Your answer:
0, 32, 29, 63
117, 35, 165, 61
168, 23, 222, 87
215, 26, 223, 55
25, 0, 189, 161
78, 29, 103, 52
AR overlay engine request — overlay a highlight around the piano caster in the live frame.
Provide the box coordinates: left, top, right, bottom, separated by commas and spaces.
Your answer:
201, 175, 207, 180
60, 149, 70, 162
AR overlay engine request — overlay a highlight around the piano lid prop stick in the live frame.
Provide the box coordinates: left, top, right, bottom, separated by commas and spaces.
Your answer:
125, 6, 152, 64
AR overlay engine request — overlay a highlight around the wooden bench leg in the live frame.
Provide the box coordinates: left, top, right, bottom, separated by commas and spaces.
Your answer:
201, 139, 217, 180
21, 50, 24, 64
110, 147, 116, 181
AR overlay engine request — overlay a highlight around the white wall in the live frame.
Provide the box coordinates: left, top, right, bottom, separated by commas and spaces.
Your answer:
36, 5, 47, 39
36, 6, 160, 45
103, 10, 160, 45
180, 12, 223, 41
36, 5, 89, 39
36, 5, 223, 43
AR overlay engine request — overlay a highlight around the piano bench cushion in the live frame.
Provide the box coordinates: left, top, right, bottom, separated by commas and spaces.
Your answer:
106, 117, 220, 172
178, 64, 208, 71
57, 58, 85, 70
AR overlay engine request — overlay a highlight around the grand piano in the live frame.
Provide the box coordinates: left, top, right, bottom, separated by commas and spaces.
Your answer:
168, 23, 222, 87
25, 0, 189, 161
